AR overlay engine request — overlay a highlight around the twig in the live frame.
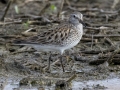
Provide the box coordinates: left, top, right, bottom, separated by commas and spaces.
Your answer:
21, 28, 37, 36
1, 0, 13, 21
104, 38, 115, 46
81, 47, 115, 54
90, 24, 118, 28
99, 54, 120, 59
91, 33, 94, 49
66, 74, 77, 83
0, 35, 21, 39
89, 58, 120, 65
43, 59, 60, 71
81, 38, 97, 42
18, 0, 48, 7
0, 20, 22, 25
65, 0, 71, 7
107, 46, 120, 64
111, 0, 119, 9
84, 13, 118, 20
57, 0, 64, 18
85, 26, 109, 30
0, 19, 51, 26
39, 1, 50, 15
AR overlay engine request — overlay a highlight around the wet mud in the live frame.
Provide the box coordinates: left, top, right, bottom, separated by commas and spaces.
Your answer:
0, 0, 120, 90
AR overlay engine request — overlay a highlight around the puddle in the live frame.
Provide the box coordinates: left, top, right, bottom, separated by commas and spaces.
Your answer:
2, 78, 120, 90
72, 78, 120, 90
2, 78, 54, 90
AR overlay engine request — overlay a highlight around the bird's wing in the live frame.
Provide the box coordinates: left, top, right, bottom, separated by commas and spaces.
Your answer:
24, 23, 72, 45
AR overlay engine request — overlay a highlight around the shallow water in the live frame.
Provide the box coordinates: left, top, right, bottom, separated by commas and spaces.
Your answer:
2, 78, 120, 90
72, 78, 120, 90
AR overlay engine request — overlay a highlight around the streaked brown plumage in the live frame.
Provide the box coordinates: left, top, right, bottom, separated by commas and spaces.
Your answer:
13, 12, 86, 72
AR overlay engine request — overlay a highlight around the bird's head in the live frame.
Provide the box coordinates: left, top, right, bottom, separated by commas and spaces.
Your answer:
69, 12, 86, 27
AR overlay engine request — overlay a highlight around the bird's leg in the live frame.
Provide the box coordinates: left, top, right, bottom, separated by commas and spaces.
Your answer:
48, 54, 52, 70
60, 55, 65, 72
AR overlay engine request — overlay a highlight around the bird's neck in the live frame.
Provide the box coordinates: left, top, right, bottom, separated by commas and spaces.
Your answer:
77, 24, 83, 34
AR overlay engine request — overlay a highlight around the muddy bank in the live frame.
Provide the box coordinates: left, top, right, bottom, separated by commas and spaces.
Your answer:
0, 0, 120, 90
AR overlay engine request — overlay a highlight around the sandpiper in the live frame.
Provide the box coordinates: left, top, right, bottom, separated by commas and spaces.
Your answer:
13, 12, 86, 72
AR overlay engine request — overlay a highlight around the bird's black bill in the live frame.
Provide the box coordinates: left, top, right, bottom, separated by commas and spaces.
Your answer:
79, 19, 86, 27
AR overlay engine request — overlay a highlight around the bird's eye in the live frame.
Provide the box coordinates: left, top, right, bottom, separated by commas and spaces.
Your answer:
73, 15, 76, 18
